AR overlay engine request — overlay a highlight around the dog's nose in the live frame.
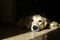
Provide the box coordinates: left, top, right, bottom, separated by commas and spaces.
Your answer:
33, 25, 38, 30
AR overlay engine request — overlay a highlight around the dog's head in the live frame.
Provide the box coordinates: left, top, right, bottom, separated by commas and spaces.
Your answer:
25, 14, 48, 32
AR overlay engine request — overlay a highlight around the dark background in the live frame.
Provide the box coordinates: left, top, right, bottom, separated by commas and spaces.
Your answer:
0, 0, 60, 40
16, 0, 48, 21
16, 0, 60, 23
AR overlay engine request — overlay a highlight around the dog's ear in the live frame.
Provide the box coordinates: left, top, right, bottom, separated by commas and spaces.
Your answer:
25, 15, 32, 25
16, 17, 25, 28
24, 15, 33, 30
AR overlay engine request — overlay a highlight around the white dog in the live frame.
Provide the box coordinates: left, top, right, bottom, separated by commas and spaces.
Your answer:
25, 14, 60, 32
17, 12, 60, 32
31, 15, 48, 31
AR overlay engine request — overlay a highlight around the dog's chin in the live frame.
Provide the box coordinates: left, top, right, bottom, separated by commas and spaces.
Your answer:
31, 29, 40, 32
31, 30, 40, 32
31, 28, 44, 32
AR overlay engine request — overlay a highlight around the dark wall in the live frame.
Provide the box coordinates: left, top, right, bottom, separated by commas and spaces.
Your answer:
16, 0, 33, 21
16, 0, 48, 21
48, 0, 60, 23
16, 0, 60, 23
0, 0, 16, 24
0, 0, 60, 23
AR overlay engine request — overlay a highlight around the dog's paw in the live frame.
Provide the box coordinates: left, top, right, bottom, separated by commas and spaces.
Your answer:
49, 21, 60, 29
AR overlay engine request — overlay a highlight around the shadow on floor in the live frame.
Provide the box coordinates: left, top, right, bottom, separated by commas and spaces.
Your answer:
0, 23, 30, 40
0, 23, 60, 40
47, 28, 60, 40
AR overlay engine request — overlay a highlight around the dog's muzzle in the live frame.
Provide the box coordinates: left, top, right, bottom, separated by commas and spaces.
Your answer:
31, 25, 40, 32
33, 25, 38, 30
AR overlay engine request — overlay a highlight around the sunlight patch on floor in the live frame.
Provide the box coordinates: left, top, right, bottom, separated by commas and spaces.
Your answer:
2, 27, 59, 40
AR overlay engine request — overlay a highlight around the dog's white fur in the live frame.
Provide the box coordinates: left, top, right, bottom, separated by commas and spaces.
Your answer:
16, 13, 60, 32
30, 15, 60, 31
49, 21, 60, 29
31, 15, 47, 31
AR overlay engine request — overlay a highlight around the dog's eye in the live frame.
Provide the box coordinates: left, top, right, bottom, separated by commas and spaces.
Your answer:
39, 20, 42, 22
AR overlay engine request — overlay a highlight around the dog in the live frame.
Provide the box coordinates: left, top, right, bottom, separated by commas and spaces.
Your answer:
25, 12, 60, 32
30, 15, 48, 32
16, 12, 60, 32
